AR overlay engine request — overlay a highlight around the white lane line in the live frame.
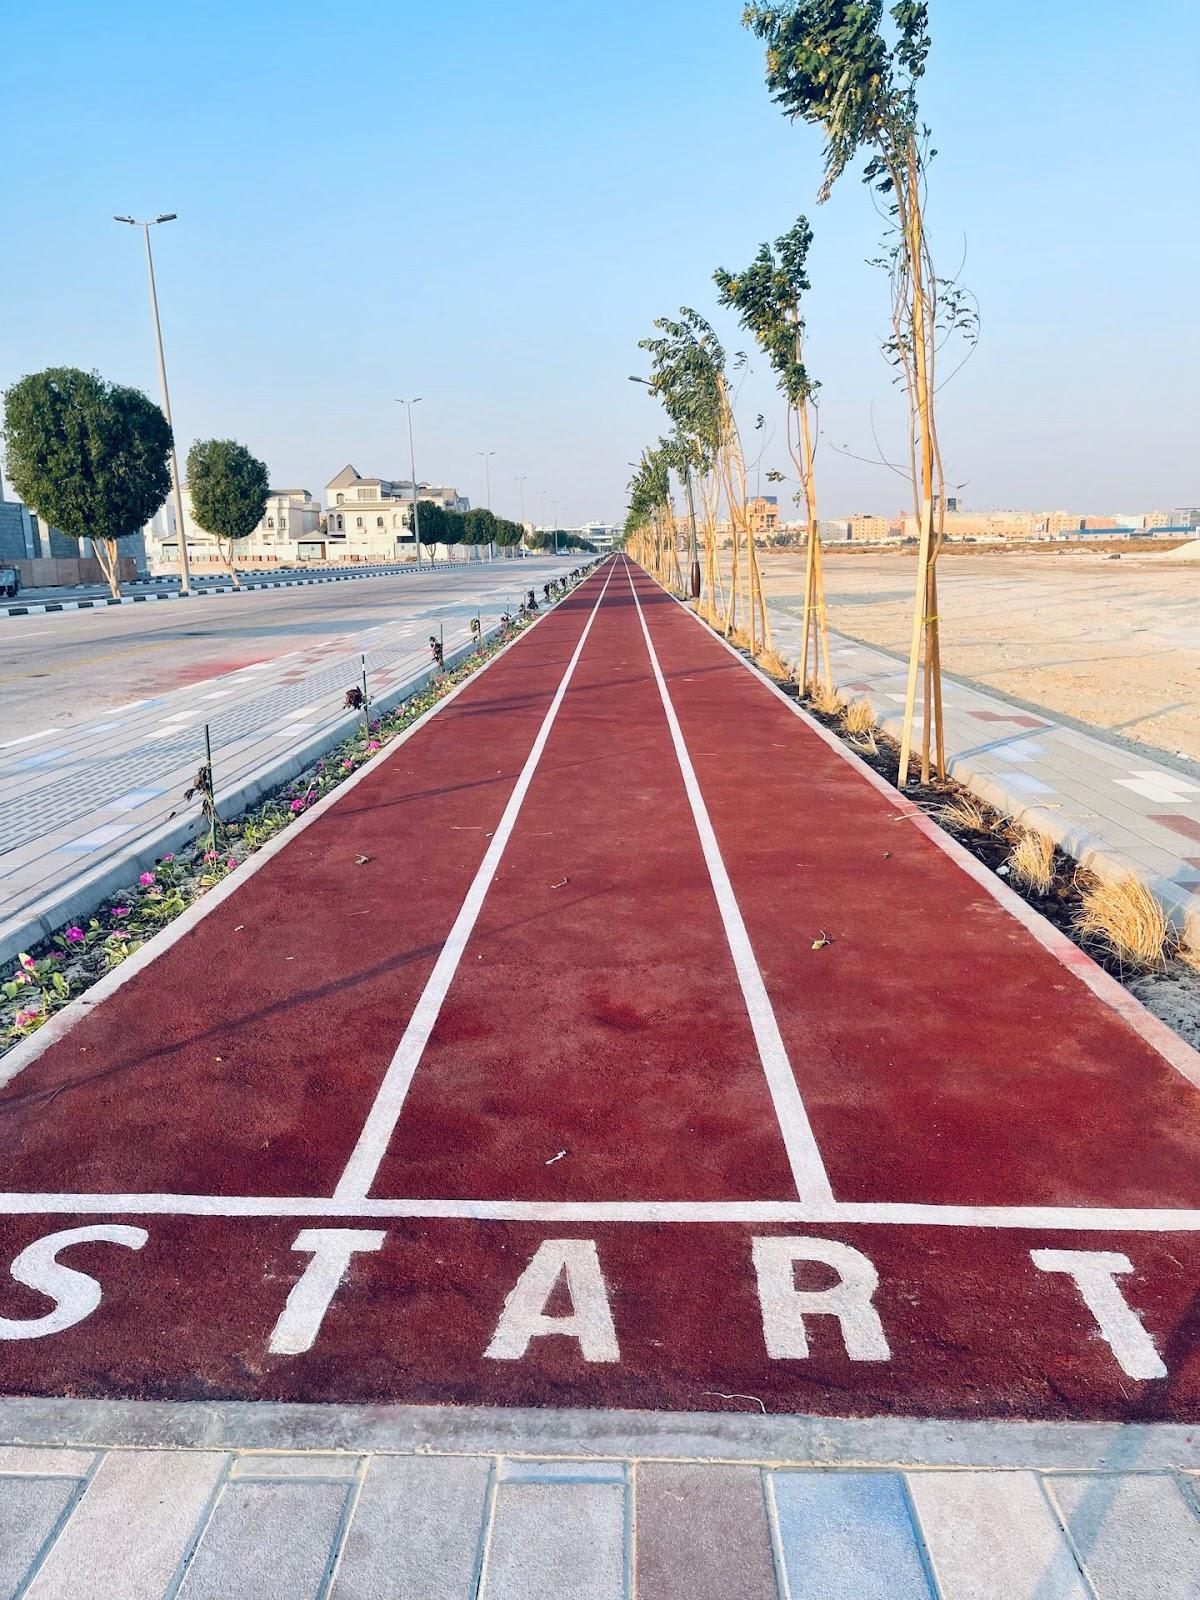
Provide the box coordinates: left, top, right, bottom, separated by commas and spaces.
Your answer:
1, 1192, 1200, 1231
332, 562, 618, 1201
0, 728, 63, 750
623, 559, 834, 1207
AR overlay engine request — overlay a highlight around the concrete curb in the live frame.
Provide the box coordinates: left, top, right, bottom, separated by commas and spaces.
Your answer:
0, 628, 495, 968
0, 559, 497, 619
0, 1397, 1198, 1468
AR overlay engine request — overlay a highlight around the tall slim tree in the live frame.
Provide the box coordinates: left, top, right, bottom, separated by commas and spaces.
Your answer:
414, 499, 445, 559
744, 0, 971, 783
715, 215, 832, 690
2, 367, 171, 598
186, 438, 270, 588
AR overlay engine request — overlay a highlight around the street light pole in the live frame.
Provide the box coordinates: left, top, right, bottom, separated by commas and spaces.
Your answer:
115, 213, 192, 595
477, 450, 495, 561
514, 476, 527, 566
396, 398, 422, 564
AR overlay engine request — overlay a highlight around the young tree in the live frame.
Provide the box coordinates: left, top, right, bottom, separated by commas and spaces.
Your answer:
462, 506, 497, 559
715, 215, 832, 690
414, 499, 445, 559
744, 0, 971, 783
493, 517, 523, 556
1, 366, 171, 598
638, 310, 773, 652
185, 438, 270, 588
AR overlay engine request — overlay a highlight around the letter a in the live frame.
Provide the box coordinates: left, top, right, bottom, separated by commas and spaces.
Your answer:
486, 1239, 619, 1362
752, 1236, 891, 1361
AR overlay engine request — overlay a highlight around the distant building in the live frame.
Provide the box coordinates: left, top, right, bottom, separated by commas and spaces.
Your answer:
848, 513, 898, 540
324, 464, 469, 561
147, 488, 322, 573
577, 521, 619, 551
746, 495, 780, 534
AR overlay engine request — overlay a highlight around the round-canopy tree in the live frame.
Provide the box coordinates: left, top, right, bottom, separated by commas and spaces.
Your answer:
462, 506, 497, 559
185, 438, 270, 588
414, 500, 446, 559
1, 366, 171, 598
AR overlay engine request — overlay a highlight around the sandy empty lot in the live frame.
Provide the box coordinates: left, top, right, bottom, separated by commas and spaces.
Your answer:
754, 545, 1200, 763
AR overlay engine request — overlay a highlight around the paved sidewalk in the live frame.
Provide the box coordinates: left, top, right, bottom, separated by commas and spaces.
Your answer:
766, 606, 1200, 943
3, 1412, 1200, 1598
0, 561, 561, 964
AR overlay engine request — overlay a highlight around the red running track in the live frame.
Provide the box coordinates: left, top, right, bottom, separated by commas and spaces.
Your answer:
2, 556, 1200, 1421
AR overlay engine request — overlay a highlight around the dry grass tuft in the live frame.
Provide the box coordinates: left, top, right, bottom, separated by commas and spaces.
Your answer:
938, 793, 992, 834
808, 680, 845, 717
756, 646, 793, 682
1006, 828, 1056, 895
841, 697, 876, 737
727, 626, 752, 651
1074, 873, 1172, 971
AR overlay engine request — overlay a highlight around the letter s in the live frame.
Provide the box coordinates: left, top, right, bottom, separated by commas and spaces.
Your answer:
0, 1225, 149, 1340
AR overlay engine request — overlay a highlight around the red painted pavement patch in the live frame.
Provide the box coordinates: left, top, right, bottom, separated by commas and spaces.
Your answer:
1, 559, 1200, 1422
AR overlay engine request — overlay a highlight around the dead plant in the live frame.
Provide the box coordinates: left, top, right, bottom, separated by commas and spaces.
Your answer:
757, 646, 793, 682
841, 697, 876, 737
937, 793, 992, 834
1074, 873, 1172, 971
1006, 828, 1057, 896
808, 680, 845, 717
728, 626, 752, 651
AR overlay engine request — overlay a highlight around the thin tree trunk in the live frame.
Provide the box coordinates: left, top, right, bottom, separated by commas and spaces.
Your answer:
217, 538, 242, 588
94, 538, 122, 600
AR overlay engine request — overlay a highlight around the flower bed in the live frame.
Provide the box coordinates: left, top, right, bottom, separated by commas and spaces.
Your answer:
1, 576, 590, 1055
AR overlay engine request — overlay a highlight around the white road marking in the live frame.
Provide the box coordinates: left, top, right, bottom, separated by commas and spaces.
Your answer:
331, 562, 618, 1200
0, 1194, 1199, 1231
0, 728, 63, 750
623, 560, 834, 1207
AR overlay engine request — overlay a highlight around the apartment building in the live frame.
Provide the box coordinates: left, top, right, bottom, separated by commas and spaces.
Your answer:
324, 465, 469, 561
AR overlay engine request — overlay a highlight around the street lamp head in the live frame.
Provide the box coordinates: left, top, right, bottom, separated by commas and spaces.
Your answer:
113, 215, 136, 225
155, 213, 177, 224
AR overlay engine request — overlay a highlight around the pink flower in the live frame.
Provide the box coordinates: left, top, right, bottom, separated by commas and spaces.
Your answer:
64, 926, 85, 944
340, 760, 354, 771
203, 851, 220, 863
162, 854, 174, 864
290, 798, 306, 813
226, 858, 238, 870
108, 930, 130, 942
110, 906, 130, 919
138, 872, 155, 887
17, 952, 35, 972
366, 740, 381, 752
14, 1008, 41, 1029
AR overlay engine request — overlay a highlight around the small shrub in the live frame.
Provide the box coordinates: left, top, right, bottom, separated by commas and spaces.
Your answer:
842, 697, 876, 736
1074, 873, 1172, 971
938, 794, 992, 834
808, 680, 845, 717
757, 646, 793, 681
1007, 829, 1056, 895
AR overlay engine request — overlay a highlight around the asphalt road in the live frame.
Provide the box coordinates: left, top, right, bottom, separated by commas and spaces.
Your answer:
0, 560, 560, 742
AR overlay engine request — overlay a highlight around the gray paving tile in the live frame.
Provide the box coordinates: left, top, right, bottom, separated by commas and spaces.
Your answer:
1049, 1472, 1200, 1599
636, 1463, 777, 1600
770, 1469, 931, 1599
0, 1448, 93, 1477
328, 1455, 491, 1600
0, 1475, 81, 1598
177, 1477, 350, 1600
907, 1470, 1089, 1599
481, 1473, 626, 1600
231, 1451, 361, 1479
22, 1449, 227, 1600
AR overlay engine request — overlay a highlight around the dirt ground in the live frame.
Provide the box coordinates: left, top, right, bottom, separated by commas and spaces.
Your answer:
754, 544, 1200, 763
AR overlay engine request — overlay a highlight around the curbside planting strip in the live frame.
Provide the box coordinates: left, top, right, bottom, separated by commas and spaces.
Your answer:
0, 570, 596, 1044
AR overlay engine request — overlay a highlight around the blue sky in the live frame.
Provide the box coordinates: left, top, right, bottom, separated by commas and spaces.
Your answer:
3, 0, 1197, 525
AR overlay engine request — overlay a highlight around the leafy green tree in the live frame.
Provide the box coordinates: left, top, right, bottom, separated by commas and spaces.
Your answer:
743, 0, 975, 782
493, 517, 523, 556
185, 438, 270, 588
1, 366, 171, 598
414, 499, 445, 558
715, 215, 831, 689
461, 506, 496, 557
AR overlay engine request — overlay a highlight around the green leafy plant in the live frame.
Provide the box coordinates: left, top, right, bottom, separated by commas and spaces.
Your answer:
1, 367, 171, 598
185, 438, 270, 588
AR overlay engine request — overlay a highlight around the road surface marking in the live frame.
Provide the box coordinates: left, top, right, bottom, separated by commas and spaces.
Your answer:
331, 563, 618, 1200
623, 561, 834, 1207
0, 729, 62, 751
